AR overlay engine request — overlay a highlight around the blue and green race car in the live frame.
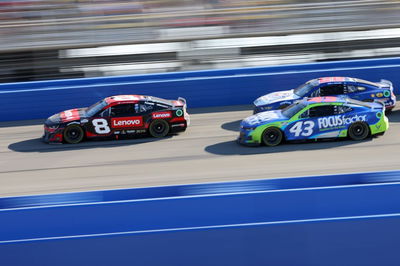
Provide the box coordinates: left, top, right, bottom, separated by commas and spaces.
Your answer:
238, 96, 389, 146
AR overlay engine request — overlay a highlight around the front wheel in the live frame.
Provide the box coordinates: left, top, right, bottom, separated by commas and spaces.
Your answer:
63, 124, 84, 144
149, 120, 170, 138
348, 122, 369, 141
262, 127, 283, 146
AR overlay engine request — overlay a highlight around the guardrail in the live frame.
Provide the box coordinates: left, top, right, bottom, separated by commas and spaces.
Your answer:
1, 56, 400, 122
1, 170, 400, 265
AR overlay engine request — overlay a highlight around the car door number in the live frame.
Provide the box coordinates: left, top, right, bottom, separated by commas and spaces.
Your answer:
92, 118, 111, 134
289, 121, 315, 137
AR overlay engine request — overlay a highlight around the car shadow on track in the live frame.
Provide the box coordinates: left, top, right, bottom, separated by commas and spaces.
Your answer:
221, 119, 242, 132
205, 138, 373, 156
387, 109, 400, 123
8, 136, 170, 153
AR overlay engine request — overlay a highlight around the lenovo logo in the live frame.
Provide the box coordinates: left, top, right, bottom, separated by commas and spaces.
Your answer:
152, 112, 172, 119
111, 117, 143, 128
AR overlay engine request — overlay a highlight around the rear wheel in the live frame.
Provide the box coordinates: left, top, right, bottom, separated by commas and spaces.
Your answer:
149, 120, 170, 138
63, 124, 84, 144
348, 122, 369, 141
262, 127, 283, 146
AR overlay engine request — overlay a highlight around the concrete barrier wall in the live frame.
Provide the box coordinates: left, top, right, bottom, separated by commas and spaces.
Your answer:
1, 57, 400, 121
1, 214, 399, 266
1, 171, 400, 265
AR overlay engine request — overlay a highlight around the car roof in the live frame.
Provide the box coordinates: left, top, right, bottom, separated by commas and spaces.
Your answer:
304, 96, 344, 104
105, 95, 143, 104
302, 96, 375, 109
317, 77, 355, 84
104, 95, 173, 105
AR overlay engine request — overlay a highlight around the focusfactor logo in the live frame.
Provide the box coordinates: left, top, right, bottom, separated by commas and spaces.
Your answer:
318, 115, 367, 129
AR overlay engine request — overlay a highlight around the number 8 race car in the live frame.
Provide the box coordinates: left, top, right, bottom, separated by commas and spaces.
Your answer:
43, 95, 189, 144
238, 96, 389, 146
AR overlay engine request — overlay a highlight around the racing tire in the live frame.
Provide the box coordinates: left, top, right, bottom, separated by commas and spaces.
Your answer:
63, 124, 84, 144
149, 119, 170, 138
262, 127, 283, 147
348, 122, 369, 141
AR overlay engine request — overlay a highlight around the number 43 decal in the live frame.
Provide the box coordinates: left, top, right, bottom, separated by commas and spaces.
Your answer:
289, 121, 315, 137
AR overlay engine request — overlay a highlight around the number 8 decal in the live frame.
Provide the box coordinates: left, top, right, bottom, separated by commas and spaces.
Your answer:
92, 118, 111, 134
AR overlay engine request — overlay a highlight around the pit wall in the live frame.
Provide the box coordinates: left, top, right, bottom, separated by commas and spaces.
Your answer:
0, 171, 400, 266
1, 57, 400, 121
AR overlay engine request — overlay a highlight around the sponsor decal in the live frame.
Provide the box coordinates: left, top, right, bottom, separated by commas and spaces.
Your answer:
113, 95, 139, 101
111, 117, 143, 128
60, 109, 80, 122
125, 129, 146, 134
317, 115, 367, 129
152, 111, 172, 119
371, 94, 375, 97
244, 111, 280, 126
376, 92, 383, 98
319, 77, 345, 83
384, 90, 391, 97
309, 96, 337, 102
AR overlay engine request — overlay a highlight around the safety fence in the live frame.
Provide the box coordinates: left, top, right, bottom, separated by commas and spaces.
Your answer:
1, 56, 400, 122
0, 170, 400, 265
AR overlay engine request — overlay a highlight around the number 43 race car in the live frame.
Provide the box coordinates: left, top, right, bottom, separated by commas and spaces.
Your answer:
238, 96, 389, 146
43, 95, 189, 144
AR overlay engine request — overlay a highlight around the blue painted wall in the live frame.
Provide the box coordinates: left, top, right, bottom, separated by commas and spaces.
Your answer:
1, 214, 399, 266
1, 57, 400, 122
1, 171, 400, 265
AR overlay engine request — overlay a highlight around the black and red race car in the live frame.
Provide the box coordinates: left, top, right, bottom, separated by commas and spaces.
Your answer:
43, 95, 189, 144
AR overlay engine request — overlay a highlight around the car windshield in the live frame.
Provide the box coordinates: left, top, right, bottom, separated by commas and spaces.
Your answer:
282, 102, 306, 118
86, 100, 108, 117
293, 80, 318, 97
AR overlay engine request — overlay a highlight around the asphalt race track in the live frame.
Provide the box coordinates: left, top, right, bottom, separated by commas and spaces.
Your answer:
1, 105, 399, 197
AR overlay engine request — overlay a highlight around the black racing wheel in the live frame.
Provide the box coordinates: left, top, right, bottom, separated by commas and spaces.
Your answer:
262, 127, 283, 146
348, 122, 369, 141
149, 120, 170, 138
63, 124, 84, 144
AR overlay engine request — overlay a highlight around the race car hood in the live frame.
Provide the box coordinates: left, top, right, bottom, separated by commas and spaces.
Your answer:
241, 110, 286, 128
46, 108, 87, 124
254, 89, 300, 106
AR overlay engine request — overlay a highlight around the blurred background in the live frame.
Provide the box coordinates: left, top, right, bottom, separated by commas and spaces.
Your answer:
0, 0, 399, 83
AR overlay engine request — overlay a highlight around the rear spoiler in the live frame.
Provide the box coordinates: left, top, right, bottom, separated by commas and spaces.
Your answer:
176, 97, 187, 108
373, 99, 386, 111
380, 79, 393, 89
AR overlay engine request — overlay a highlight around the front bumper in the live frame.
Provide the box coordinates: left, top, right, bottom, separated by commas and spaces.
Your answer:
237, 130, 260, 146
43, 125, 63, 143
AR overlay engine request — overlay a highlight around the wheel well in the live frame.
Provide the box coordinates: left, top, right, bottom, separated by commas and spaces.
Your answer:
347, 121, 370, 137
262, 126, 286, 141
